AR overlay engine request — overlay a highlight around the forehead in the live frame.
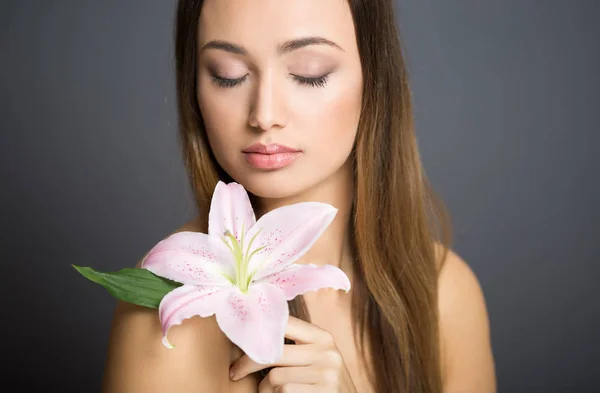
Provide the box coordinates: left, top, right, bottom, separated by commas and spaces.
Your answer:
198, 0, 356, 53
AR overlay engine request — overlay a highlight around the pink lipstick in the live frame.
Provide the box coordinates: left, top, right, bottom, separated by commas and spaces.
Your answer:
242, 143, 302, 170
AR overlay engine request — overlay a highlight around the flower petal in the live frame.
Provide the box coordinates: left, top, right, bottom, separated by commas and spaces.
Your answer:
158, 284, 229, 348
208, 181, 256, 242
246, 202, 337, 282
142, 231, 235, 286
259, 263, 351, 300
215, 282, 288, 364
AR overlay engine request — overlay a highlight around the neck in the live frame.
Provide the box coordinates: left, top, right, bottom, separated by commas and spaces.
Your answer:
253, 161, 356, 282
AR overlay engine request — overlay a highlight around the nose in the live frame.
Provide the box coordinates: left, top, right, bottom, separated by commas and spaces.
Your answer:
247, 73, 287, 131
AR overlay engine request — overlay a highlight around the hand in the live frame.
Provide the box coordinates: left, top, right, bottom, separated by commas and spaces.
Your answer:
229, 316, 359, 393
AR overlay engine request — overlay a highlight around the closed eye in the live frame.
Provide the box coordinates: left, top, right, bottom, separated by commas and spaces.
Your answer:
292, 74, 329, 88
211, 75, 247, 88
211, 73, 330, 88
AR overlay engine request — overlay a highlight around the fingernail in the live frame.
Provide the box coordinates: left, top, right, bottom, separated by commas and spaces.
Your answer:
229, 368, 236, 380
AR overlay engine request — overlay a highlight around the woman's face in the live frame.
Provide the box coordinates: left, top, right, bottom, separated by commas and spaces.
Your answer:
196, 0, 363, 199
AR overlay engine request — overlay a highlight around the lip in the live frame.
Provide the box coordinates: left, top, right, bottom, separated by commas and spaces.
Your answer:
242, 143, 302, 170
242, 143, 301, 154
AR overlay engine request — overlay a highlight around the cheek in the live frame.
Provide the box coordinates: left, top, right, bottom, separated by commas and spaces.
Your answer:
197, 85, 245, 156
298, 76, 362, 156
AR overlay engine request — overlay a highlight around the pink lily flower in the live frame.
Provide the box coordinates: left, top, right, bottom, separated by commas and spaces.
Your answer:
141, 181, 351, 364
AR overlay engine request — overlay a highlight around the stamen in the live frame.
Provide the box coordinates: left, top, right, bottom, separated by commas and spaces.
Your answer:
220, 235, 234, 253
246, 245, 267, 266
245, 228, 263, 258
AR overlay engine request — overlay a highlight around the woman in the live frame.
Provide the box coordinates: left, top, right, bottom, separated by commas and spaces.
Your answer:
101, 0, 496, 392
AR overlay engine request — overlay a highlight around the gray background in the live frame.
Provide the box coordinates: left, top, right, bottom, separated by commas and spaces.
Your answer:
2, 1, 598, 392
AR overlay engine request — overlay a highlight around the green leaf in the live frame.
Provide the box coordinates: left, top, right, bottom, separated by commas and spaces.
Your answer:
72, 265, 183, 308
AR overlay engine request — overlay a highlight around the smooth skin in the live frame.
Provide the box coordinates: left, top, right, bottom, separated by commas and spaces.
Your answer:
101, 0, 496, 392
231, 317, 358, 392
101, 220, 495, 393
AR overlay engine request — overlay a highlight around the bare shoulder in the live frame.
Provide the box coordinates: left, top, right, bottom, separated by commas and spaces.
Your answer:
102, 218, 253, 393
434, 243, 497, 393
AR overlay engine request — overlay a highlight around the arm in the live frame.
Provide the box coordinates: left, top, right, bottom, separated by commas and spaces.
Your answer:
437, 248, 497, 393
100, 219, 243, 393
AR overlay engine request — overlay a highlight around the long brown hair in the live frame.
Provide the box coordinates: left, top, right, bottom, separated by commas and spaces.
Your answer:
173, 1, 453, 392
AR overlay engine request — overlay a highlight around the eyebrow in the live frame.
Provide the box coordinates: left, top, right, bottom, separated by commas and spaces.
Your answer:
200, 36, 344, 55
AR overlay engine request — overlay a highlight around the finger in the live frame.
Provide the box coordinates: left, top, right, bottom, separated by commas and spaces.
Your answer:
258, 366, 322, 391
273, 384, 327, 393
231, 344, 319, 380
285, 316, 335, 346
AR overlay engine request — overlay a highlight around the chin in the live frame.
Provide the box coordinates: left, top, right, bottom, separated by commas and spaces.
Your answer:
233, 171, 315, 200
217, 155, 351, 204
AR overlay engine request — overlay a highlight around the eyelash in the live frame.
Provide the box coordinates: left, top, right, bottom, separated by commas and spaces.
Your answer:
211, 74, 330, 88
